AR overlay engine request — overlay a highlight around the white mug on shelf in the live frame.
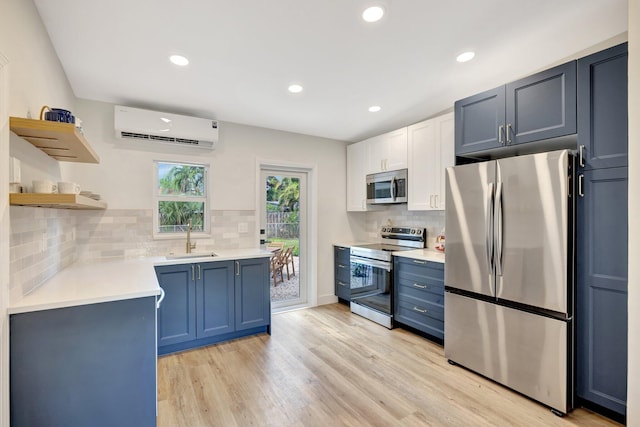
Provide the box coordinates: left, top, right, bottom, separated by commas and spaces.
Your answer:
9, 183, 22, 193
58, 181, 81, 194
32, 180, 57, 194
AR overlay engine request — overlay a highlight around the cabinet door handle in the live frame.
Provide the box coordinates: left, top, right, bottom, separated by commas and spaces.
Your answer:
429, 195, 433, 208
235, 261, 240, 276
191, 264, 195, 281
156, 287, 165, 309
578, 174, 584, 197
434, 194, 439, 208
413, 283, 428, 289
338, 264, 347, 269
413, 306, 427, 314
197, 264, 201, 280
498, 125, 504, 145
412, 259, 426, 265
579, 145, 585, 167
506, 123, 512, 144
337, 281, 348, 287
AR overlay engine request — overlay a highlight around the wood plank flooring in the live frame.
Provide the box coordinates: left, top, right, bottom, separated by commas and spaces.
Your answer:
157, 303, 620, 427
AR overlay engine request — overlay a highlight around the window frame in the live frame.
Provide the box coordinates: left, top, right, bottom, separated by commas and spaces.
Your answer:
152, 160, 211, 240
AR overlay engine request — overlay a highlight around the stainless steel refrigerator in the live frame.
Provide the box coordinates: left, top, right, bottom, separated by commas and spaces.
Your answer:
444, 149, 574, 415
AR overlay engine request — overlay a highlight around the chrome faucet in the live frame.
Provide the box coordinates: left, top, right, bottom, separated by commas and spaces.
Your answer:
186, 219, 196, 253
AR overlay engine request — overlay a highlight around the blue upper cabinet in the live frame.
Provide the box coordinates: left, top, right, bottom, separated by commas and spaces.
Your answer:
454, 87, 505, 155
455, 62, 576, 157
155, 263, 196, 347
577, 43, 628, 170
506, 62, 576, 145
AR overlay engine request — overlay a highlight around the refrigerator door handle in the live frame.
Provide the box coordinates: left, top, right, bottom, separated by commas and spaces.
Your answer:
495, 181, 504, 276
485, 183, 495, 273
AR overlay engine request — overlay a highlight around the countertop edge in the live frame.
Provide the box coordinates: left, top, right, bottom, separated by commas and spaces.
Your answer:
392, 249, 445, 264
8, 289, 161, 315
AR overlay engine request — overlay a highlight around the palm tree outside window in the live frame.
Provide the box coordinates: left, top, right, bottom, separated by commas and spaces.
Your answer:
154, 161, 208, 235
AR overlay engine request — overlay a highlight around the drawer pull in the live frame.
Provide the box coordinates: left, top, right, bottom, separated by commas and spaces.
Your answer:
412, 259, 426, 265
337, 281, 348, 287
413, 306, 427, 313
338, 265, 347, 269
413, 283, 428, 289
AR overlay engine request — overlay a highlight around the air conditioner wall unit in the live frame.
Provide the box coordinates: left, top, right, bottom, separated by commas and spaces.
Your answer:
114, 105, 218, 149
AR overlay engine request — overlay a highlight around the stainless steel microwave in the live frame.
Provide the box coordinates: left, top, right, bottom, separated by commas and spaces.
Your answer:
366, 169, 408, 204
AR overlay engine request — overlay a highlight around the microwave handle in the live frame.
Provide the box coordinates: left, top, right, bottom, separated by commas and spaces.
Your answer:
391, 176, 397, 201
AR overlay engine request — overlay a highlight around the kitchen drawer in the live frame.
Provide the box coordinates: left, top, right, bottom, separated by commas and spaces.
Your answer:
396, 279, 444, 306
395, 298, 444, 339
335, 246, 350, 264
335, 262, 351, 283
397, 295, 444, 322
335, 278, 350, 300
395, 258, 444, 282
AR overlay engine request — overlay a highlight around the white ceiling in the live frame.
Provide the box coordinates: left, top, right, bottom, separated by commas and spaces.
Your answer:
34, 0, 627, 142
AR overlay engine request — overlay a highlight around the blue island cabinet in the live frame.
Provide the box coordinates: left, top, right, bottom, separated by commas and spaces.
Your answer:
10, 297, 157, 427
156, 257, 270, 355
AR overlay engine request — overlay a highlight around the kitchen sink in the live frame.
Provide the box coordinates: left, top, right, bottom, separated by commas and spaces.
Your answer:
165, 252, 217, 260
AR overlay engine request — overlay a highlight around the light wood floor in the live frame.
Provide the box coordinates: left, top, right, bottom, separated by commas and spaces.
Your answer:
157, 303, 620, 427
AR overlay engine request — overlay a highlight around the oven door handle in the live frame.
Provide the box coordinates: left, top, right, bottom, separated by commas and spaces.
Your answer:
350, 256, 391, 272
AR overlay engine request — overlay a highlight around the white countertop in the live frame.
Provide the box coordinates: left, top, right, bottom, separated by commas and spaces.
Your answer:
392, 248, 445, 264
8, 248, 273, 315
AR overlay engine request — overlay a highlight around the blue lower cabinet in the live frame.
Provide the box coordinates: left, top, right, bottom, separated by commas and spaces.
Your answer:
156, 257, 271, 355
235, 258, 271, 331
198, 261, 235, 338
10, 297, 157, 427
576, 167, 628, 416
394, 257, 445, 342
155, 263, 196, 346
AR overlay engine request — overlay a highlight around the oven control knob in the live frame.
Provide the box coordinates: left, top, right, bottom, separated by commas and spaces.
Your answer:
417, 229, 422, 235
410, 229, 415, 234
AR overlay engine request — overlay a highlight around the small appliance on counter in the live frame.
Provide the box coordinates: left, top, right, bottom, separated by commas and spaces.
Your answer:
349, 226, 426, 328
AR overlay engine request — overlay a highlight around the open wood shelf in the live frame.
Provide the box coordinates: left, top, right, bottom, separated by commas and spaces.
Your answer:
10, 193, 107, 210
9, 117, 100, 163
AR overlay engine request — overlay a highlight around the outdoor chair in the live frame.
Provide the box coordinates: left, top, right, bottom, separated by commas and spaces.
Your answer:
270, 249, 285, 285
282, 246, 296, 280
266, 241, 284, 252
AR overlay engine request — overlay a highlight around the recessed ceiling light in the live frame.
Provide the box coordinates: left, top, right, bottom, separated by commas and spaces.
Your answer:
288, 84, 304, 93
368, 105, 381, 113
362, 6, 385, 22
456, 51, 475, 63
169, 55, 189, 66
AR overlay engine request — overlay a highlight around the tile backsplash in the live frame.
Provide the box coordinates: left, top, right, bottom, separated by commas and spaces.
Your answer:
9, 208, 257, 301
364, 204, 445, 248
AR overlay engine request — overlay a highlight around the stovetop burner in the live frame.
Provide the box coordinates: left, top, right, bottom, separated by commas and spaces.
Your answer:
350, 226, 426, 262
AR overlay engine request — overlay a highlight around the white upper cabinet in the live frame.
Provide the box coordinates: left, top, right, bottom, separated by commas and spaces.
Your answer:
346, 141, 369, 212
366, 128, 408, 174
407, 112, 454, 211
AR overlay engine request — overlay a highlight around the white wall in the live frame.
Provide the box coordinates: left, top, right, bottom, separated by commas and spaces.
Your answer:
62, 99, 353, 304
627, 1, 639, 425
0, 0, 78, 425
0, 53, 11, 427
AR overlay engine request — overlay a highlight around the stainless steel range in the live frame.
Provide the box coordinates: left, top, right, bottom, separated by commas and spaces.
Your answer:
350, 227, 426, 328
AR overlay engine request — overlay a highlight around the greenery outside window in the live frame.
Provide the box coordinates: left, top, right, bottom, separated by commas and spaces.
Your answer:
153, 161, 209, 237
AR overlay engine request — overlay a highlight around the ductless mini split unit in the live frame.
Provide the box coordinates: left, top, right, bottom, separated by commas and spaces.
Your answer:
114, 105, 218, 149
